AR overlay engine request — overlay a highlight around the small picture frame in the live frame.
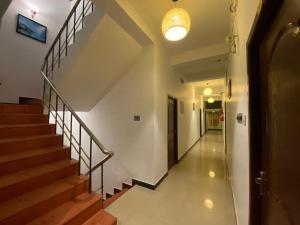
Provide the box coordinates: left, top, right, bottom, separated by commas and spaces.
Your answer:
16, 14, 47, 43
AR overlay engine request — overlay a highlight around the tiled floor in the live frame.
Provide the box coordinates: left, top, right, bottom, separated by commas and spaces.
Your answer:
106, 131, 237, 225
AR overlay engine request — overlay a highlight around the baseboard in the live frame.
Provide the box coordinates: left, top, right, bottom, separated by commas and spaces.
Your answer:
225, 157, 239, 225
178, 137, 201, 163
133, 172, 168, 190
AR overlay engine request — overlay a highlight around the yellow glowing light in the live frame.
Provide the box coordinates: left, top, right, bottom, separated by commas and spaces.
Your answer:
204, 199, 214, 209
203, 88, 213, 96
162, 7, 191, 41
209, 171, 216, 178
208, 98, 215, 104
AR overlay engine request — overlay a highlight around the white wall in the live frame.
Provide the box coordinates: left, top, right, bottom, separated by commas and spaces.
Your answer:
226, 1, 260, 225
153, 44, 200, 183
74, 46, 156, 193
0, 0, 72, 103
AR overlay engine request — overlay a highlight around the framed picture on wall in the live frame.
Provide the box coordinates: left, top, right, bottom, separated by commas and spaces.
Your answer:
16, 14, 47, 43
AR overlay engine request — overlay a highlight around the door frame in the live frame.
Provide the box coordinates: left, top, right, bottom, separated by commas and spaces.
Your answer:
247, 0, 283, 224
167, 95, 178, 169
199, 109, 202, 137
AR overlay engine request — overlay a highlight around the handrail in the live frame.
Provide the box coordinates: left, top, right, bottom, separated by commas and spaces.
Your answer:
45, 0, 82, 60
40, 0, 113, 194
41, 71, 113, 158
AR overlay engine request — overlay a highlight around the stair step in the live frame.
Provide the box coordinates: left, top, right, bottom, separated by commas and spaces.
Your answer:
104, 189, 128, 208
0, 104, 42, 114
82, 210, 117, 225
113, 188, 121, 194
0, 123, 56, 138
106, 193, 113, 199
0, 114, 49, 125
122, 182, 132, 189
19, 97, 42, 105
29, 193, 102, 225
0, 175, 89, 225
0, 146, 70, 176
0, 134, 62, 155
0, 160, 78, 202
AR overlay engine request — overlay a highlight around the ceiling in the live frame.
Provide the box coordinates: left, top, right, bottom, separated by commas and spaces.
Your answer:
126, 0, 231, 55
174, 54, 228, 82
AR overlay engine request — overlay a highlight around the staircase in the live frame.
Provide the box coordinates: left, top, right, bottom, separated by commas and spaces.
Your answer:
0, 102, 117, 225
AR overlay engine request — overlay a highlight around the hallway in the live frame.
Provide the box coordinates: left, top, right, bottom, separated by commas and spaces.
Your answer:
106, 131, 236, 225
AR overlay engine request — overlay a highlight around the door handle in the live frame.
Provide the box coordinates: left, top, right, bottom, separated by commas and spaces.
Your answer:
255, 171, 267, 196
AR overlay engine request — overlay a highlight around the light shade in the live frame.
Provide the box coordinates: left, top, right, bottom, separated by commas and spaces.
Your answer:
208, 98, 215, 104
162, 7, 191, 41
203, 88, 213, 96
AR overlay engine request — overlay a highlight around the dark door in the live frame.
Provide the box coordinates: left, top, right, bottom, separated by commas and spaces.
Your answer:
168, 97, 178, 170
249, 1, 300, 224
200, 109, 202, 137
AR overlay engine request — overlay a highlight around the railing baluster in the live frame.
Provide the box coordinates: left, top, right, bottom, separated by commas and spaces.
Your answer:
73, 10, 76, 43
58, 36, 61, 68
79, 125, 82, 174
62, 104, 66, 143
46, 58, 49, 77
82, 0, 85, 28
66, 23, 68, 56
51, 49, 54, 73
48, 88, 52, 120
89, 137, 92, 192
55, 95, 59, 125
70, 114, 73, 160
101, 164, 104, 196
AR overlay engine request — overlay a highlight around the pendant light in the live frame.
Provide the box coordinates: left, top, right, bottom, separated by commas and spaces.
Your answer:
162, 0, 191, 41
208, 98, 215, 104
203, 88, 213, 96
203, 83, 213, 96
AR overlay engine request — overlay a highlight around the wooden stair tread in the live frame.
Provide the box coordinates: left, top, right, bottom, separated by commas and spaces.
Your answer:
0, 134, 61, 144
82, 210, 117, 225
0, 146, 68, 164
0, 159, 77, 188
103, 189, 128, 208
0, 104, 42, 114
0, 114, 49, 125
28, 193, 101, 225
0, 123, 51, 128
0, 175, 89, 221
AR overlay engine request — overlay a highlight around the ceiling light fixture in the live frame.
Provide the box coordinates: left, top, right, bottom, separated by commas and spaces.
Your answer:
30, 6, 39, 18
162, 0, 191, 42
203, 88, 213, 96
208, 98, 215, 104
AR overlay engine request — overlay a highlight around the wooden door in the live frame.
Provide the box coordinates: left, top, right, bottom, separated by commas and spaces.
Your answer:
249, 0, 300, 224
168, 97, 178, 170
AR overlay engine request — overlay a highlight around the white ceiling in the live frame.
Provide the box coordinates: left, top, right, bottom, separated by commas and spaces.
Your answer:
174, 54, 228, 82
126, 0, 231, 55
